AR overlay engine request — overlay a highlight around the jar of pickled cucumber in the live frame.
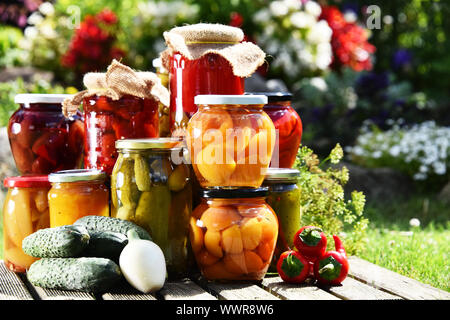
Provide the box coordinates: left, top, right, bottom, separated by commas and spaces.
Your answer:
3, 175, 51, 272
263, 168, 301, 271
48, 169, 109, 227
190, 188, 278, 281
111, 138, 193, 279
186, 95, 276, 188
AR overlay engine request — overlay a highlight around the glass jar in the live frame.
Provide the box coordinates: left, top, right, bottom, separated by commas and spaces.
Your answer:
153, 58, 171, 138
247, 92, 302, 168
169, 53, 245, 135
2, 175, 51, 272
83, 95, 160, 175
186, 95, 275, 188
48, 169, 109, 227
190, 188, 278, 281
263, 168, 301, 271
111, 138, 193, 279
8, 94, 84, 175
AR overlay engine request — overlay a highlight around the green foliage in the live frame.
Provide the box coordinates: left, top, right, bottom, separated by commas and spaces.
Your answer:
293, 144, 369, 255
0, 78, 75, 127
0, 26, 27, 68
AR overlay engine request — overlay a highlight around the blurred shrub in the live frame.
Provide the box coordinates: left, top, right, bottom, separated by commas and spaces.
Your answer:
0, 25, 28, 68
296, 67, 436, 155
347, 121, 450, 192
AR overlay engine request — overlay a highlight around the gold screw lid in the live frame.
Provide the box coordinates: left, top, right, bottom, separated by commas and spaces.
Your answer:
115, 137, 185, 150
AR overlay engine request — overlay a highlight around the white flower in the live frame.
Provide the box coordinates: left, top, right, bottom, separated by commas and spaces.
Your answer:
306, 20, 333, 44
433, 161, 446, 175
269, 1, 289, 17
409, 218, 421, 228
27, 12, 43, 25
39, 1, 55, 16
290, 11, 316, 29
283, 0, 302, 11
24, 26, 38, 39
310, 77, 328, 91
254, 9, 271, 23
343, 11, 357, 23
304, 0, 322, 18
389, 145, 401, 157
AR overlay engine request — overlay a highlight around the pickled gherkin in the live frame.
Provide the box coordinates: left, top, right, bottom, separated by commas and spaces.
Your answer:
134, 154, 152, 191
111, 138, 193, 280
135, 185, 171, 250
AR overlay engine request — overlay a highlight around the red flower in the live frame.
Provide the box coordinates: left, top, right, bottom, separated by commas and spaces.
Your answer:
61, 9, 125, 75
97, 9, 118, 25
320, 5, 375, 71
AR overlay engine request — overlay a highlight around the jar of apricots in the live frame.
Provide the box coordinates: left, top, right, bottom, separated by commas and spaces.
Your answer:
189, 188, 278, 281
48, 169, 109, 227
186, 95, 276, 188
3, 175, 51, 272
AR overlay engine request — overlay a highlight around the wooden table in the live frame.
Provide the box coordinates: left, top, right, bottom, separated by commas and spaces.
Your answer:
0, 256, 448, 301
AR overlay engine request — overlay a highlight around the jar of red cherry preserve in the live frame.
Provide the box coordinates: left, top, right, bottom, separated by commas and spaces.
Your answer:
246, 92, 302, 168
8, 94, 84, 175
160, 23, 266, 136
62, 60, 170, 175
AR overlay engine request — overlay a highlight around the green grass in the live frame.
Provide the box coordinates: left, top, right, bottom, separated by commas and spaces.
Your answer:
360, 195, 450, 292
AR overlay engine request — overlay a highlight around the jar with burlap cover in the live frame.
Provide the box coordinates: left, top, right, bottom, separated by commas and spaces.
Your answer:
62, 60, 170, 175
160, 23, 267, 136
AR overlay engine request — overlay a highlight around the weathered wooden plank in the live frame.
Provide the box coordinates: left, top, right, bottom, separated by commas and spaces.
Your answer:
201, 280, 280, 300
261, 276, 339, 300
30, 286, 96, 300
348, 256, 450, 300
319, 276, 402, 300
0, 261, 34, 300
159, 279, 217, 300
101, 282, 157, 300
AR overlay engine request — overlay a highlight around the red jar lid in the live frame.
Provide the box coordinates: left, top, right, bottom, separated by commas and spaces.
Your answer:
3, 175, 51, 188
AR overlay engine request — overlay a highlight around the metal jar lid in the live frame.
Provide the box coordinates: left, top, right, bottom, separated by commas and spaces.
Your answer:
4, 175, 51, 188
48, 169, 106, 183
15, 94, 72, 104
194, 94, 268, 106
200, 187, 269, 199
245, 92, 292, 103
115, 137, 184, 150
263, 168, 300, 183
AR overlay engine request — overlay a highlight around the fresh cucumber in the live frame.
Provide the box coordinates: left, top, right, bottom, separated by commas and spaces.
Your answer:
27, 257, 122, 293
83, 230, 128, 263
74, 215, 151, 240
22, 225, 90, 258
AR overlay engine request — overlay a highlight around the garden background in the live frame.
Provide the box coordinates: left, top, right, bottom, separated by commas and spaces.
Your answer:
0, 0, 448, 291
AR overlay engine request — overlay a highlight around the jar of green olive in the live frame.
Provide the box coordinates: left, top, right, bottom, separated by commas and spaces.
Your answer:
263, 168, 301, 271
111, 137, 193, 279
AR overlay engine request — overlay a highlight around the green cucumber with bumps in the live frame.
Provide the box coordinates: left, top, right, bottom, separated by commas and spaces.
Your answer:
83, 230, 128, 263
74, 215, 151, 240
27, 257, 122, 292
22, 225, 90, 258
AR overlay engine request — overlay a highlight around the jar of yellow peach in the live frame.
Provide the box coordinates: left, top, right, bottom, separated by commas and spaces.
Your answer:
48, 169, 109, 227
186, 95, 275, 188
3, 175, 51, 272
189, 187, 278, 281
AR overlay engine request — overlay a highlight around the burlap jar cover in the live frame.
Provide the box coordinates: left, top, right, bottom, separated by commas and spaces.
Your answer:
62, 59, 170, 117
160, 23, 266, 78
